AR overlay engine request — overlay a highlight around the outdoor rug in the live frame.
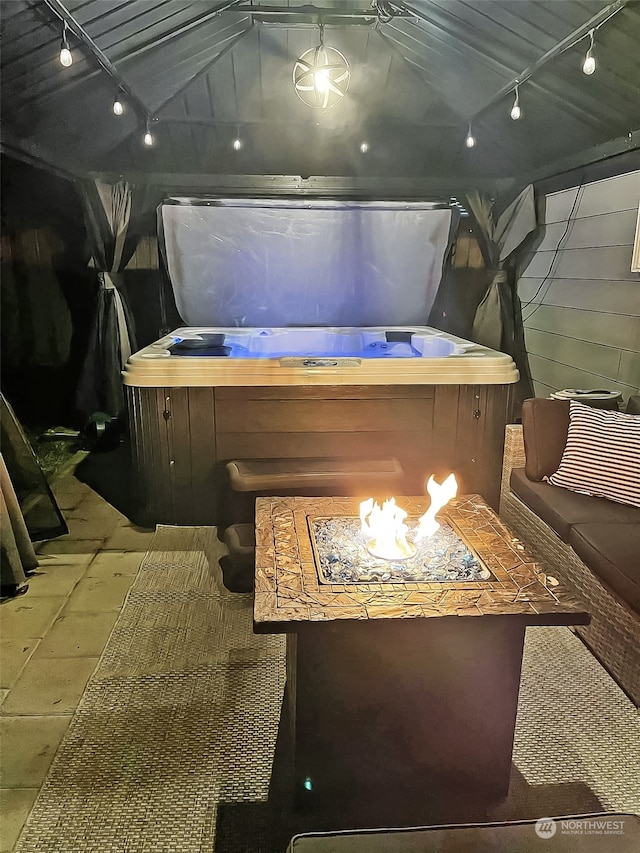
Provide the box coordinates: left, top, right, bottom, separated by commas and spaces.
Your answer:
14, 525, 640, 852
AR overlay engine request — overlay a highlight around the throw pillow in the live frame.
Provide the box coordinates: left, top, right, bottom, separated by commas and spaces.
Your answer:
547, 401, 640, 507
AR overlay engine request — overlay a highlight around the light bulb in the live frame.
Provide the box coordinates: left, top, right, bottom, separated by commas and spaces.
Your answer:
113, 97, 124, 116
582, 31, 596, 75
465, 130, 475, 148
510, 84, 521, 120
582, 50, 596, 75
233, 138, 242, 151
59, 24, 72, 67
144, 129, 153, 146
360, 141, 369, 153
314, 69, 330, 93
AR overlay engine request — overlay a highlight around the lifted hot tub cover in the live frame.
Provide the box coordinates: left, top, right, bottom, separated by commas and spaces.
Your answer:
159, 198, 455, 328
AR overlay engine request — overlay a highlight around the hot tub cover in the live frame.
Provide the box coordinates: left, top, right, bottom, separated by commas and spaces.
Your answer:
160, 198, 454, 327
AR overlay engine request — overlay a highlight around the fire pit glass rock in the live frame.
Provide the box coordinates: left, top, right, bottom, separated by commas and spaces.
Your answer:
311, 517, 492, 584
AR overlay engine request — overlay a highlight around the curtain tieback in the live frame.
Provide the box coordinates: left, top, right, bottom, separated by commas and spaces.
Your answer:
99, 272, 132, 369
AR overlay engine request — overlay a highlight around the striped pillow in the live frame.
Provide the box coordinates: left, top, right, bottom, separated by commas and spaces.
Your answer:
547, 402, 640, 507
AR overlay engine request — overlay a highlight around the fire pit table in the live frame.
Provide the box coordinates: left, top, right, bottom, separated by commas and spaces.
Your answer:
254, 494, 589, 822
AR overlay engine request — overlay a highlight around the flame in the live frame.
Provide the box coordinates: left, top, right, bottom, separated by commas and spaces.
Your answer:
359, 496, 416, 560
359, 473, 458, 561
415, 473, 458, 541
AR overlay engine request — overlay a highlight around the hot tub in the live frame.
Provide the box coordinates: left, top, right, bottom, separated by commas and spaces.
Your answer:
123, 326, 518, 526
125, 326, 516, 386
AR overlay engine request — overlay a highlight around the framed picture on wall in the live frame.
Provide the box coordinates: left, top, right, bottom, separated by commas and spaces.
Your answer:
633, 202, 640, 273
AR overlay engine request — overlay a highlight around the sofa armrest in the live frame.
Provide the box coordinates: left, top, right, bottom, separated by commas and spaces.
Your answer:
521, 398, 570, 480
500, 425, 525, 506
627, 395, 640, 415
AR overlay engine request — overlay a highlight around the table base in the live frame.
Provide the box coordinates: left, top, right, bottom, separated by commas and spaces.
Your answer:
286, 616, 526, 819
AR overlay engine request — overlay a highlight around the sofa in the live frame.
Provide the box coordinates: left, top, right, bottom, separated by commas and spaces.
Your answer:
500, 397, 640, 706
287, 813, 640, 852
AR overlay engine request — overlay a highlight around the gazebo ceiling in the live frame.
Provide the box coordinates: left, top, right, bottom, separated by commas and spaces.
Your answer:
1, 0, 639, 184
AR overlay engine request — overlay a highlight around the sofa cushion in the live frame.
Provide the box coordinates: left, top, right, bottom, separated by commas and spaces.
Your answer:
548, 402, 640, 508
510, 468, 640, 542
521, 398, 570, 481
569, 524, 640, 615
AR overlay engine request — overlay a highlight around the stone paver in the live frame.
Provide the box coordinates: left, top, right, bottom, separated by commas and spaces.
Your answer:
31, 610, 120, 659
103, 523, 155, 551
0, 640, 40, 690
0, 716, 72, 787
63, 573, 135, 612
0, 788, 39, 853
18, 559, 89, 599
36, 539, 103, 558
2, 658, 98, 716
0, 473, 151, 850
0, 598, 66, 641
85, 550, 146, 577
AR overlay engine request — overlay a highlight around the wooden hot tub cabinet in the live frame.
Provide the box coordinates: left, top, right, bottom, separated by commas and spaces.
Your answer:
125, 381, 514, 527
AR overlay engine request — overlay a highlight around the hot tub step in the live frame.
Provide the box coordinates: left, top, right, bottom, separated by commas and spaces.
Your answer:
226, 456, 404, 493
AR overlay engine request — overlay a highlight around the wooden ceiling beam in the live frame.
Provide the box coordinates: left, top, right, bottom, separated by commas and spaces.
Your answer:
226, 5, 410, 20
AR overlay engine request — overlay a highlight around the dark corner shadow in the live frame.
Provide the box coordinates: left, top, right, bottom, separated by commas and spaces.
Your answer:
214, 692, 319, 853
74, 439, 138, 522
214, 695, 605, 852
489, 765, 603, 822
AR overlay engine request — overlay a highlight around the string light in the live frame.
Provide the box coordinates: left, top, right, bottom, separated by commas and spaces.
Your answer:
143, 119, 154, 146
360, 141, 369, 153
465, 124, 475, 148
59, 22, 72, 67
582, 29, 596, 75
462, 8, 623, 151
232, 137, 242, 150
112, 93, 124, 115
510, 83, 521, 120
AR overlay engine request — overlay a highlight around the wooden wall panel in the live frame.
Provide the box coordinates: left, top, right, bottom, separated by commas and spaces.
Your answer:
542, 172, 640, 223
215, 399, 434, 434
165, 387, 196, 525
522, 245, 637, 282
216, 386, 435, 401
533, 209, 637, 253
125, 235, 159, 270
127, 386, 174, 526
519, 278, 639, 314
185, 387, 218, 525
528, 354, 638, 403
127, 382, 513, 524
524, 328, 625, 377
519, 169, 640, 404
619, 350, 640, 387
524, 306, 639, 352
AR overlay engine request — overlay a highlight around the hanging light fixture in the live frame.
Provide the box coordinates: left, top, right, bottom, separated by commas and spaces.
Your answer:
582, 29, 596, 75
59, 21, 72, 67
293, 23, 350, 109
112, 92, 124, 116
465, 123, 476, 148
143, 118, 154, 146
510, 83, 521, 120
232, 137, 242, 151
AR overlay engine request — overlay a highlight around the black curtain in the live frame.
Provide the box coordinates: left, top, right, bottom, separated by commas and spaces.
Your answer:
467, 185, 537, 414
75, 180, 139, 421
